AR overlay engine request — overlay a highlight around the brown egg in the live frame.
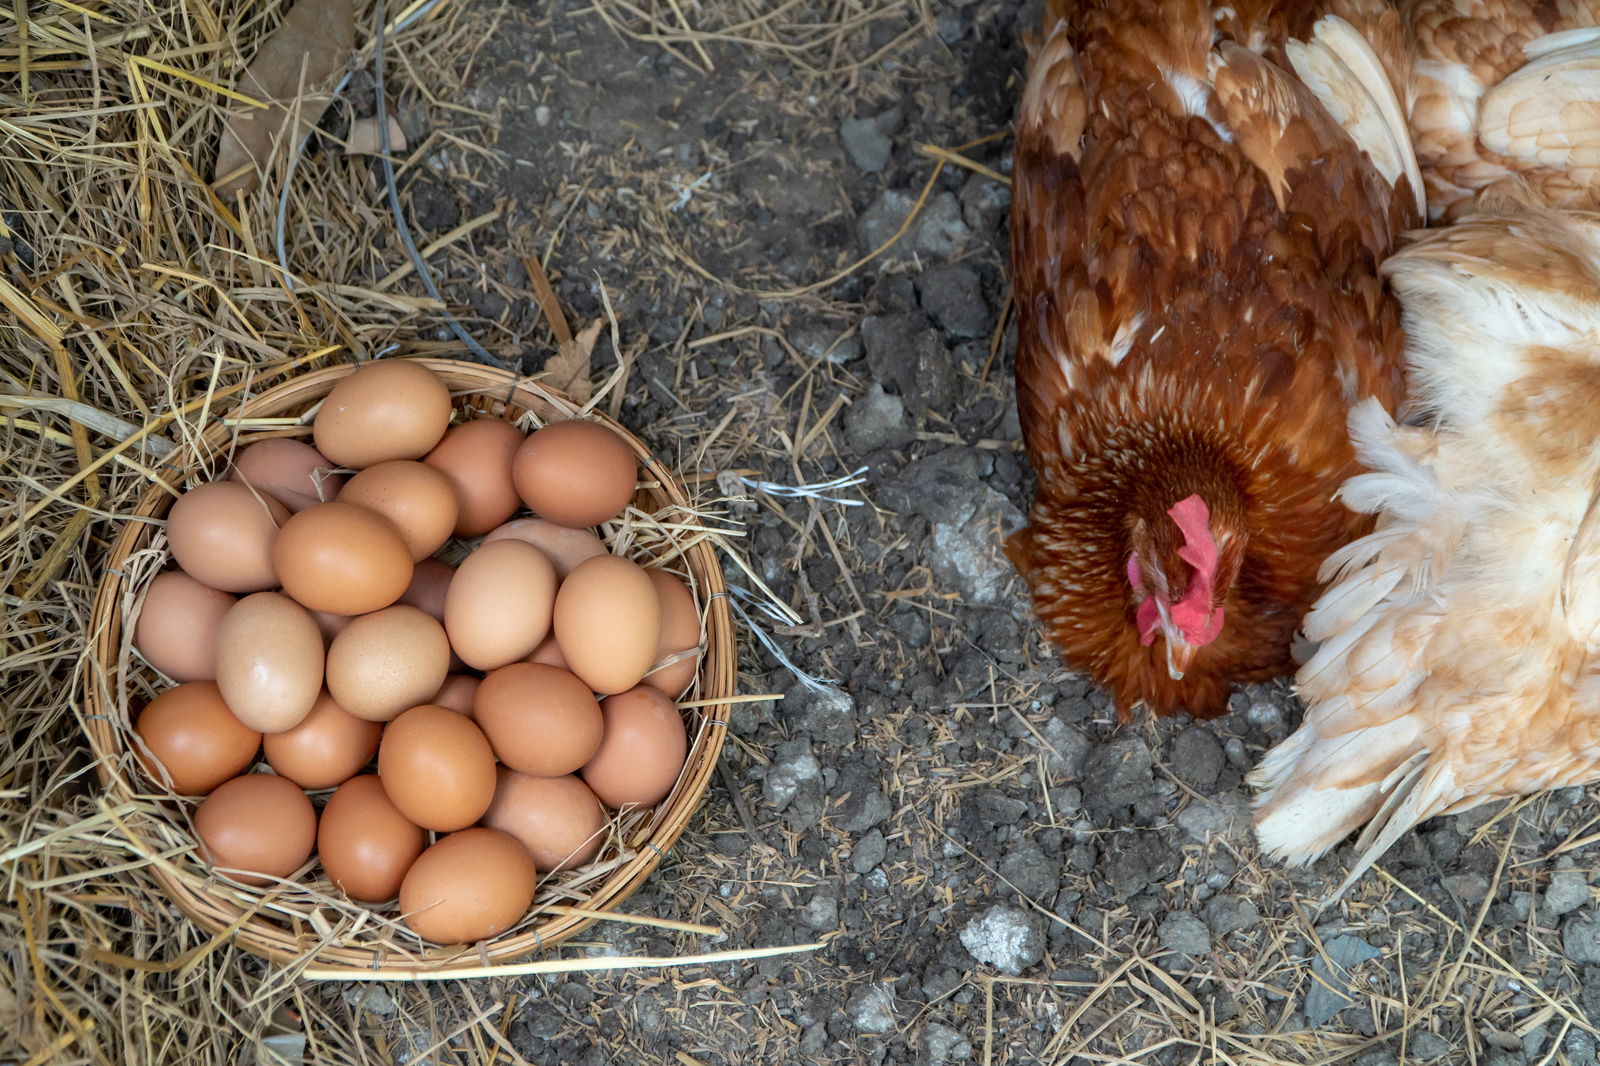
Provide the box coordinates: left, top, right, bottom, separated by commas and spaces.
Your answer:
526, 633, 568, 671
643, 568, 701, 698
581, 686, 688, 808
399, 828, 537, 944
215, 592, 325, 733
444, 540, 557, 671
474, 664, 603, 777
263, 690, 382, 789
133, 681, 261, 795
229, 438, 345, 511
325, 605, 451, 723
378, 705, 496, 831
424, 419, 524, 537
312, 360, 453, 469
338, 460, 459, 562
193, 773, 317, 886
511, 420, 638, 528
318, 774, 425, 902
431, 674, 479, 716
553, 555, 661, 694
483, 769, 606, 873
165, 481, 288, 593
273, 502, 414, 615
482, 518, 607, 579
398, 557, 454, 621
134, 571, 236, 682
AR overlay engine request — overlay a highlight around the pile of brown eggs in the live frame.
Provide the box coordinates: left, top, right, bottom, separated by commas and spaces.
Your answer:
129, 360, 701, 945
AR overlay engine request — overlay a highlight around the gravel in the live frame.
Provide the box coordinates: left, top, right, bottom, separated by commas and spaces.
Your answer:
960, 905, 1046, 976
1544, 866, 1589, 917
1158, 912, 1210, 956
840, 116, 892, 173
848, 983, 897, 1034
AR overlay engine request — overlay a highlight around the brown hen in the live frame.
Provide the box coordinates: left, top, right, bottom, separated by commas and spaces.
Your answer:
1008, 0, 1419, 718
1406, 0, 1600, 221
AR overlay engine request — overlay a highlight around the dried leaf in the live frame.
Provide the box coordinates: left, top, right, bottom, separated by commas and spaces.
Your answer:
345, 115, 406, 156
542, 319, 603, 404
212, 0, 356, 199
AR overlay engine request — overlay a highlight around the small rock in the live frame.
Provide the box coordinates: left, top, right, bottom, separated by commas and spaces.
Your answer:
1304, 935, 1382, 1028
789, 321, 861, 364
848, 983, 896, 1034
852, 829, 887, 874
928, 485, 1025, 605
860, 313, 955, 413
841, 116, 892, 173
1084, 736, 1154, 808
785, 681, 859, 746
916, 266, 988, 339
913, 191, 973, 259
1158, 912, 1210, 956
1544, 868, 1589, 917
802, 891, 838, 930
999, 839, 1057, 902
922, 1022, 973, 1065
763, 739, 821, 812
1041, 718, 1091, 779
1204, 894, 1261, 936
1507, 891, 1534, 921
836, 784, 892, 833
846, 383, 911, 453
976, 790, 1029, 825
1564, 1028, 1597, 1063
1169, 727, 1224, 791
763, 738, 824, 830
960, 173, 1010, 234
1176, 793, 1252, 842
1245, 700, 1284, 733
343, 983, 397, 1016
1562, 914, 1600, 966
1224, 736, 1251, 770
960, 905, 1046, 976
1408, 1032, 1452, 1062
1443, 873, 1491, 903
858, 188, 914, 252
1522, 1024, 1550, 1060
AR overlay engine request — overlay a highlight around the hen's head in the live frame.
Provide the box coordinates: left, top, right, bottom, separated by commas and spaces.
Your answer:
1126, 495, 1243, 681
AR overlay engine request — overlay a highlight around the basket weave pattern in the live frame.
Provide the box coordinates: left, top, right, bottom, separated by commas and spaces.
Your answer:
83, 359, 733, 971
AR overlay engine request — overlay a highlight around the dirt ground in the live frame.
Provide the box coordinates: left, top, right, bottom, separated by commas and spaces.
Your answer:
11, 0, 1600, 1062
306, 2, 1594, 1063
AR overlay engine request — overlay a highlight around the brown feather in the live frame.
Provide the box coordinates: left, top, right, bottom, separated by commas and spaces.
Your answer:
1011, 0, 1413, 718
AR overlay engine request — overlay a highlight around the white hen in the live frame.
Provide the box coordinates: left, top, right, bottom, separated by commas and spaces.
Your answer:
1251, 193, 1600, 894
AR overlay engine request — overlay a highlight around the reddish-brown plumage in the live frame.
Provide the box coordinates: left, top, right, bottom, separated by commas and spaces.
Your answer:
1008, 0, 1415, 718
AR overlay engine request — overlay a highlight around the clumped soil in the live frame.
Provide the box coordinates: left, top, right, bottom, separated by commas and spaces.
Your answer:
365, 2, 1600, 1064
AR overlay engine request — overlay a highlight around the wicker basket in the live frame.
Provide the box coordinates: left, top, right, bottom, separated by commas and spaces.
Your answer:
83, 358, 733, 973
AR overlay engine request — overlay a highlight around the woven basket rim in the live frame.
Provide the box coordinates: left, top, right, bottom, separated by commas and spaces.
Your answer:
82, 357, 734, 972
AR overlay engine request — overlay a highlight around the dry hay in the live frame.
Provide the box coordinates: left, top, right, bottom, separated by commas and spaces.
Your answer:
0, 0, 800, 1061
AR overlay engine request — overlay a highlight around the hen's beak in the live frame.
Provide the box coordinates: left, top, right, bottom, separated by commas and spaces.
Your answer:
1164, 635, 1196, 681
1152, 600, 1196, 680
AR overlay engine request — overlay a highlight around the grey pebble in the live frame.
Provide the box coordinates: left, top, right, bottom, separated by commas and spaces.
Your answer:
847, 983, 896, 1034
916, 265, 989, 339
1084, 736, 1154, 808
960, 905, 1046, 976
1544, 867, 1590, 917
1169, 727, 1224, 791
1407, 1032, 1452, 1062
852, 829, 887, 874
840, 116, 892, 173
923, 1022, 973, 1065
1158, 912, 1210, 956
1204, 894, 1261, 936
1563, 914, 1600, 966
846, 383, 911, 454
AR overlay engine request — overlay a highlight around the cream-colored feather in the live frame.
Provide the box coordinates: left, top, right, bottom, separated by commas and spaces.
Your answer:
1251, 199, 1600, 897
